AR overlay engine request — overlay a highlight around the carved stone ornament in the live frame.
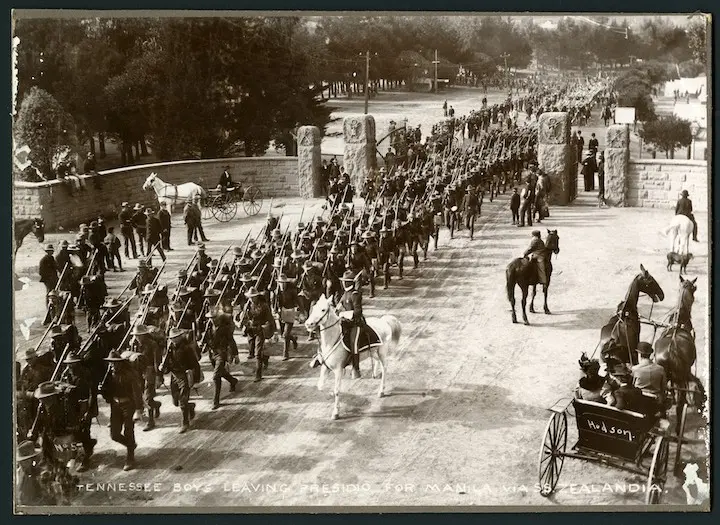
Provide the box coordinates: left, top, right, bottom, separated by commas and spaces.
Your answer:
606, 126, 628, 149
344, 118, 364, 144
539, 115, 566, 145
298, 126, 317, 147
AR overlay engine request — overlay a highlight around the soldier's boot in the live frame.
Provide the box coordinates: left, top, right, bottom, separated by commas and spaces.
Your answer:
282, 339, 290, 361
351, 352, 361, 379
383, 272, 389, 289
179, 407, 190, 433
123, 445, 136, 471
188, 402, 196, 420
143, 411, 156, 431
153, 401, 161, 419
229, 376, 238, 392
291, 335, 298, 350
263, 355, 270, 369
399, 262, 404, 279
369, 277, 376, 298
212, 380, 222, 410
412, 253, 419, 269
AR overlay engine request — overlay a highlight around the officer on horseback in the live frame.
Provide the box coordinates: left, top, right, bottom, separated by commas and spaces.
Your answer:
337, 270, 364, 379
524, 230, 547, 286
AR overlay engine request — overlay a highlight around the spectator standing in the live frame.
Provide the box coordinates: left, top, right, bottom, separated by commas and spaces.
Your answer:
104, 226, 123, 271
597, 151, 606, 206
118, 202, 138, 259
192, 196, 210, 243
158, 206, 172, 251
510, 188, 521, 224
132, 204, 147, 256
83, 152, 97, 174
145, 208, 166, 262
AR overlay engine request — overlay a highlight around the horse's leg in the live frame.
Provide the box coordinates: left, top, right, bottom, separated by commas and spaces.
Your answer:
317, 364, 326, 392
371, 352, 378, 379
520, 284, 529, 325
529, 284, 536, 313
543, 282, 551, 315
331, 368, 342, 420
506, 271, 517, 324
377, 348, 387, 398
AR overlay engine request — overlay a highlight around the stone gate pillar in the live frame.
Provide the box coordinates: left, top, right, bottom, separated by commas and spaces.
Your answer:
538, 112, 572, 205
343, 114, 376, 191
297, 126, 323, 199
604, 125, 630, 206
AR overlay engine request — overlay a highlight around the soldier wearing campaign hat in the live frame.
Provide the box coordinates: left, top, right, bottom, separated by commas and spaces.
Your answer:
38, 243, 58, 299
160, 328, 201, 433
58, 351, 97, 472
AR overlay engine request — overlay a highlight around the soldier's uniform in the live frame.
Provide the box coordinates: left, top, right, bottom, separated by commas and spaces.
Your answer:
129, 325, 162, 431
442, 187, 458, 238
275, 274, 299, 360
241, 287, 274, 381
523, 230, 547, 285
337, 271, 364, 378
160, 329, 201, 433
675, 190, 698, 242
361, 232, 378, 298
58, 352, 97, 471
17, 349, 53, 442
207, 310, 239, 409
378, 228, 395, 288
39, 244, 58, 300
79, 275, 106, 331
99, 351, 141, 470
131, 204, 147, 256
461, 186, 481, 240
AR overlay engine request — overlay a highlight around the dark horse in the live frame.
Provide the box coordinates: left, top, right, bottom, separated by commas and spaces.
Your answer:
505, 229, 560, 324
14, 217, 45, 255
600, 265, 665, 368
654, 275, 705, 435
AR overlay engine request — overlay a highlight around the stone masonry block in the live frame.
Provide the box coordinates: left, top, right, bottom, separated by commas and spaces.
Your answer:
538, 112, 570, 145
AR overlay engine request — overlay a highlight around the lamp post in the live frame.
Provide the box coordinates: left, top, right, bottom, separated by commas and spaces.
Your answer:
690, 121, 700, 160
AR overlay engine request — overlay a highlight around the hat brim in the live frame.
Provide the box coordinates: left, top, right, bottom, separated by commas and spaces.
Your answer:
35, 388, 60, 399
103, 357, 125, 362
17, 448, 42, 462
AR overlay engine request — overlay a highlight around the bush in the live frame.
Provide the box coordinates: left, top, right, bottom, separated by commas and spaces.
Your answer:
678, 60, 705, 78
14, 87, 77, 180
614, 69, 656, 122
639, 115, 692, 159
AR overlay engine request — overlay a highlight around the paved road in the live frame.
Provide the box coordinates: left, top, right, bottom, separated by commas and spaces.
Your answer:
13, 184, 709, 509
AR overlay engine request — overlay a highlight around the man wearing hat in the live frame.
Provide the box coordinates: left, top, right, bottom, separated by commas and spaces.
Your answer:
79, 275, 106, 331
442, 186, 458, 239
604, 363, 645, 413
132, 203, 147, 256
16, 440, 47, 505
183, 198, 199, 246
129, 324, 163, 430
58, 351, 97, 471
518, 177, 534, 227
275, 274, 300, 360
38, 243, 58, 299
206, 308, 239, 408
336, 270, 365, 378
99, 351, 139, 470
118, 201, 138, 259
192, 195, 210, 243
17, 348, 53, 441
129, 259, 157, 298
30, 380, 78, 466
104, 226, 124, 272
241, 286, 274, 380
158, 204, 172, 252
675, 190, 698, 242
378, 228, 395, 290
161, 329, 201, 433
461, 185, 482, 240
145, 207, 167, 262
360, 231, 378, 298
54, 240, 72, 288
299, 260, 324, 339
631, 342, 667, 410
523, 230, 548, 286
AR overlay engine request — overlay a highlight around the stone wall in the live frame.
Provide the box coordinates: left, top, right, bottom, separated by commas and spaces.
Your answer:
13, 157, 299, 230
627, 159, 708, 211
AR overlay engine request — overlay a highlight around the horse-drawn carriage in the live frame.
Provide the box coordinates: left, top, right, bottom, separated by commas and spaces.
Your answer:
538, 270, 706, 505
200, 184, 264, 223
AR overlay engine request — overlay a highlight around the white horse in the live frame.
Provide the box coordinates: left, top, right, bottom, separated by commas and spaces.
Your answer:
142, 172, 205, 213
304, 293, 402, 420
662, 215, 694, 255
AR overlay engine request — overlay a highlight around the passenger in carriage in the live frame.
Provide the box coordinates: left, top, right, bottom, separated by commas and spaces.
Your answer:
603, 363, 645, 413
574, 353, 606, 403
218, 166, 235, 192
631, 342, 667, 413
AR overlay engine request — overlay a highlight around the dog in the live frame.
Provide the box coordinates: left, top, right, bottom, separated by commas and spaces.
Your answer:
666, 252, 693, 274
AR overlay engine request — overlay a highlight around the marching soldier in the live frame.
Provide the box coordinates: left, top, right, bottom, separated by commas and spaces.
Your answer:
58, 351, 97, 472
378, 228, 395, 289
160, 329, 201, 433
275, 274, 299, 360
17, 348, 53, 442
442, 186, 458, 239
129, 324, 162, 431
461, 185, 482, 240
241, 286, 274, 381
79, 275, 106, 331
145, 208, 166, 262
360, 231, 378, 298
207, 308, 239, 409
100, 350, 141, 470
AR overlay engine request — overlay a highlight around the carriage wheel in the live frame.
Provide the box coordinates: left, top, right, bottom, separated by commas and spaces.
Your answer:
210, 194, 229, 222
201, 199, 213, 220
215, 201, 237, 223
538, 411, 567, 497
673, 403, 688, 475
646, 436, 669, 504
242, 186, 263, 216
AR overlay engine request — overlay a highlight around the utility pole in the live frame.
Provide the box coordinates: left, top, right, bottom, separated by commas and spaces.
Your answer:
432, 49, 440, 94
364, 50, 370, 115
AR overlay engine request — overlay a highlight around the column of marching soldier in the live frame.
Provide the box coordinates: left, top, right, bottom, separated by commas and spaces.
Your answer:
17, 78, 607, 504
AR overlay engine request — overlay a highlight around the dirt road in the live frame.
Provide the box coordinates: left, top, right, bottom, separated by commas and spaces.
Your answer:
14, 185, 709, 509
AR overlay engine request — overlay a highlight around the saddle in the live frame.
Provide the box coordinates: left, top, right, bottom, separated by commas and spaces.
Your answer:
342, 324, 382, 355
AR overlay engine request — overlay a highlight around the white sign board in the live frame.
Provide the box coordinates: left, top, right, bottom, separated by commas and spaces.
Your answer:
614, 107, 636, 124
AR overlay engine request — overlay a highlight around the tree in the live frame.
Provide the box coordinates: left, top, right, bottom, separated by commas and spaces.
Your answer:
14, 87, 77, 179
687, 18, 707, 64
614, 70, 656, 122
639, 115, 692, 159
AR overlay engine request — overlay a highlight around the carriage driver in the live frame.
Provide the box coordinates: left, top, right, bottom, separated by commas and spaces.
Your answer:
218, 166, 235, 193
631, 342, 667, 413
523, 230, 547, 285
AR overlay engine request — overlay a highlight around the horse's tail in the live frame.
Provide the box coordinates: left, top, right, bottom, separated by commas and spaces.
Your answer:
661, 221, 677, 238
505, 264, 517, 302
381, 315, 402, 351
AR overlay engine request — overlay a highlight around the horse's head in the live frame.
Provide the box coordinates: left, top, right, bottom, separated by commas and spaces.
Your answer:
143, 172, 157, 191
32, 218, 45, 243
637, 264, 665, 303
304, 294, 334, 332
545, 229, 560, 255
678, 275, 697, 309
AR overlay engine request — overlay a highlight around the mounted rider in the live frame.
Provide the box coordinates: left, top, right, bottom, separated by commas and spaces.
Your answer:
675, 190, 698, 242
523, 230, 548, 286
337, 270, 365, 379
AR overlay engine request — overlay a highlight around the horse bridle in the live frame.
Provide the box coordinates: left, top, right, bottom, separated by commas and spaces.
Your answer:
307, 304, 348, 368
148, 176, 179, 203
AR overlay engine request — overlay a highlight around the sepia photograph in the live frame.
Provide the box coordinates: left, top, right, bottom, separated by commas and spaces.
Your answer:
11, 10, 711, 512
